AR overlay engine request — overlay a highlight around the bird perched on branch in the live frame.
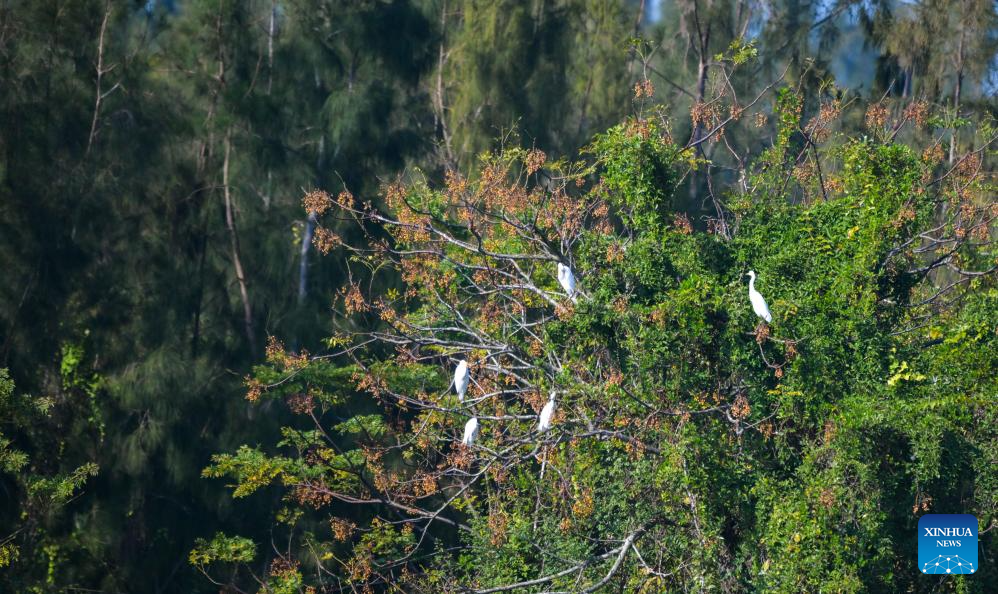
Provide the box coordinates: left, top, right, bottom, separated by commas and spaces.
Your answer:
453, 359, 469, 401
537, 391, 556, 432
557, 263, 577, 303
746, 270, 772, 323
462, 417, 479, 446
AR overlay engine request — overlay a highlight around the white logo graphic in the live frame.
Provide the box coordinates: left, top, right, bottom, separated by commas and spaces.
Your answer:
921, 555, 975, 574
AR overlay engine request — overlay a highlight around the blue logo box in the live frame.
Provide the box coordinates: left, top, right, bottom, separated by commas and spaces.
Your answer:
918, 514, 978, 575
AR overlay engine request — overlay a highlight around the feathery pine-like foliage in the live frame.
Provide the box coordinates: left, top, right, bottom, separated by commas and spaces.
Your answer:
1, 0, 435, 589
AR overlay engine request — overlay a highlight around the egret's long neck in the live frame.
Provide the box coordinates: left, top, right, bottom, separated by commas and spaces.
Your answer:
749, 275, 755, 292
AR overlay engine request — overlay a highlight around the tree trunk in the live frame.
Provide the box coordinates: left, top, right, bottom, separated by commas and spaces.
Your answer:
688, 7, 711, 206
692, 57, 708, 142
950, 30, 964, 164
223, 130, 256, 352
191, 229, 207, 357
267, 1, 275, 95
433, 1, 455, 167
86, 1, 112, 156
298, 132, 326, 307
297, 212, 317, 305
690, 11, 710, 145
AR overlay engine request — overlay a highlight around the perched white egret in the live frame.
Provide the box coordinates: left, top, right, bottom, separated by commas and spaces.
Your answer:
557, 263, 577, 302
537, 391, 556, 432
746, 270, 772, 323
453, 359, 469, 401
461, 417, 479, 446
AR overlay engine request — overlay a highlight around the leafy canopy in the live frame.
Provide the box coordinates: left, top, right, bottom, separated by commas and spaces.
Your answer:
200, 92, 996, 593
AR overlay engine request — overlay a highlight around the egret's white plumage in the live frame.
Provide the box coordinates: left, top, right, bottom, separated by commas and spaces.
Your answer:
747, 270, 772, 323
461, 417, 479, 446
453, 359, 469, 401
557, 263, 577, 302
537, 391, 556, 432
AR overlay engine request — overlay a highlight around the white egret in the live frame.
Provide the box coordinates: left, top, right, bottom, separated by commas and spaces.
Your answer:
453, 359, 469, 401
557, 263, 577, 303
537, 391, 556, 432
461, 417, 479, 446
746, 270, 772, 323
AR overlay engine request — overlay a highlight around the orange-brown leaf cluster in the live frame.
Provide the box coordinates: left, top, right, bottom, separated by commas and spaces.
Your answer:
903, 101, 929, 127
865, 103, 888, 130
571, 488, 594, 519
303, 189, 332, 215
265, 336, 309, 371
691, 102, 721, 131
633, 79, 654, 99
823, 420, 837, 443
354, 371, 387, 398
892, 205, 917, 229
269, 557, 300, 579
955, 152, 982, 180
755, 322, 770, 344
330, 517, 356, 542
488, 507, 509, 547
626, 118, 652, 139
819, 487, 836, 508
245, 375, 263, 402
286, 392, 314, 415
525, 148, 547, 175
313, 226, 342, 254
336, 189, 355, 210
785, 339, 798, 362
293, 481, 334, 509
673, 213, 693, 235
342, 284, 370, 315
922, 143, 945, 164
537, 190, 586, 239
793, 160, 816, 185
413, 472, 437, 497
444, 169, 468, 205
805, 100, 841, 143
912, 494, 933, 515
731, 394, 751, 420
384, 182, 433, 244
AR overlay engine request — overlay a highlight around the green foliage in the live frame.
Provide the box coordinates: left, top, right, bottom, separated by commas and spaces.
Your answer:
716, 39, 759, 65
204, 106, 996, 592
189, 533, 257, 565
0, 370, 27, 474
590, 120, 687, 232
203, 446, 292, 498
0, 369, 98, 589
